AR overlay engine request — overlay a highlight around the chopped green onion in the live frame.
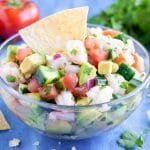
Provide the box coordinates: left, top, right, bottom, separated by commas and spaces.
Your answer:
6, 75, 16, 82
118, 63, 135, 81
71, 49, 77, 55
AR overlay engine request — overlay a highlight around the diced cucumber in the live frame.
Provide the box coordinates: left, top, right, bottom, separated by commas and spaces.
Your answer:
118, 63, 135, 81
7, 45, 18, 61
108, 48, 116, 60
96, 75, 107, 86
120, 81, 135, 94
129, 78, 142, 87
35, 65, 60, 86
19, 84, 29, 94
55, 78, 65, 90
58, 69, 65, 77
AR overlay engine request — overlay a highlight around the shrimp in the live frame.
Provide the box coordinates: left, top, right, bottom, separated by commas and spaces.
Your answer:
66, 40, 88, 65
55, 91, 75, 106
86, 85, 113, 104
0, 62, 25, 87
106, 74, 126, 95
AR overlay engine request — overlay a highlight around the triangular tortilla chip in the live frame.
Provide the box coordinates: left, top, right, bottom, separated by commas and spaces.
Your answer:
0, 110, 10, 130
19, 7, 88, 55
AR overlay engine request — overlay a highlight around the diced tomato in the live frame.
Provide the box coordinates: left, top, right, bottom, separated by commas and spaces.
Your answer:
62, 73, 78, 91
88, 48, 108, 67
84, 37, 99, 50
113, 54, 125, 65
28, 77, 40, 92
103, 29, 119, 37
38, 85, 59, 100
72, 84, 89, 97
16, 47, 32, 63
132, 54, 144, 72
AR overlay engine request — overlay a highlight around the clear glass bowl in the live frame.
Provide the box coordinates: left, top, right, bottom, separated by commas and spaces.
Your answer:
0, 24, 149, 140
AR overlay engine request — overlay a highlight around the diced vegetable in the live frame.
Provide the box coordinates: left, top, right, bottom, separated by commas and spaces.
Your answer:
20, 53, 46, 79
84, 37, 98, 50
118, 63, 135, 81
7, 45, 18, 61
78, 63, 96, 86
55, 79, 65, 90
28, 78, 40, 93
35, 65, 60, 86
76, 98, 92, 106
112, 63, 119, 73
38, 85, 59, 101
16, 48, 32, 63
76, 109, 102, 127
88, 49, 108, 66
96, 75, 107, 86
6, 75, 16, 82
62, 73, 78, 91
98, 61, 112, 75
86, 78, 96, 89
129, 78, 142, 87
26, 93, 41, 100
108, 48, 116, 60
72, 84, 89, 97
19, 84, 29, 94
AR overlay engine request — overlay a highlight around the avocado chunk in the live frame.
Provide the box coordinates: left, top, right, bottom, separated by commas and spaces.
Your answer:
26, 93, 41, 100
78, 63, 96, 85
76, 109, 102, 127
20, 53, 46, 79
19, 84, 29, 94
7, 45, 18, 61
35, 65, 60, 86
55, 78, 65, 90
25, 93, 41, 113
47, 120, 72, 134
76, 97, 92, 106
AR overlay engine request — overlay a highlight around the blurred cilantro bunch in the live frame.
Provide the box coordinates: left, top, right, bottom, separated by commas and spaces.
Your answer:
89, 0, 150, 50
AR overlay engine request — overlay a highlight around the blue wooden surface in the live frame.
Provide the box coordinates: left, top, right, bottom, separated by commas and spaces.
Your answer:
0, 0, 150, 150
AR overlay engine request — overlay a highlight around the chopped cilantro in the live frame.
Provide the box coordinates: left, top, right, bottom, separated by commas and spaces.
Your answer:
115, 34, 127, 44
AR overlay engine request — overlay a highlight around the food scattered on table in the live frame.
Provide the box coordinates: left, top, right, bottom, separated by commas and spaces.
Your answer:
9, 138, 21, 147
71, 146, 77, 150
117, 130, 144, 149
0, 110, 10, 130
32, 141, 40, 146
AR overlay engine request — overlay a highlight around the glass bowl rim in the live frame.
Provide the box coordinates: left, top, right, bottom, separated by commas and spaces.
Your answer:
0, 24, 149, 111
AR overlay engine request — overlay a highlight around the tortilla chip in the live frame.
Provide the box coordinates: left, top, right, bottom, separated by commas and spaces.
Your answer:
0, 110, 10, 130
19, 7, 88, 55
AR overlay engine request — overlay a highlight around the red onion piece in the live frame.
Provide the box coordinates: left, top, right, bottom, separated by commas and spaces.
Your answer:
53, 54, 61, 60
86, 78, 96, 89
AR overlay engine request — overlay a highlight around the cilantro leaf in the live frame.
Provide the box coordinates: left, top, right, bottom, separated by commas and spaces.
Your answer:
117, 130, 144, 149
